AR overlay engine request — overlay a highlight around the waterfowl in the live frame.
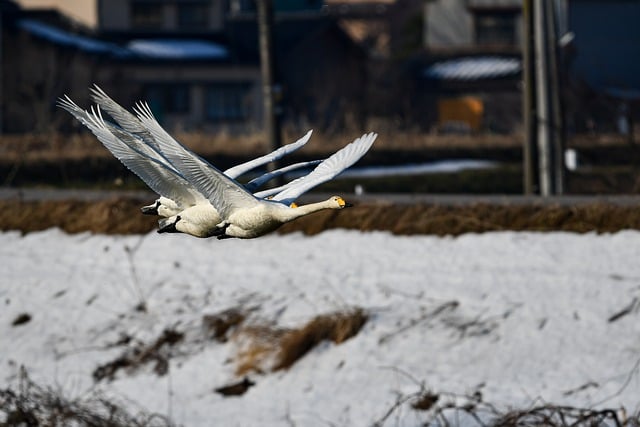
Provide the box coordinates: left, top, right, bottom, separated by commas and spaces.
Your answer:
58, 96, 320, 237
156, 131, 378, 239
87, 85, 315, 217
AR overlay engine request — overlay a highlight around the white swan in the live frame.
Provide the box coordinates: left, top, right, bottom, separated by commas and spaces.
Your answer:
58, 96, 320, 237
155, 131, 378, 239
87, 85, 314, 217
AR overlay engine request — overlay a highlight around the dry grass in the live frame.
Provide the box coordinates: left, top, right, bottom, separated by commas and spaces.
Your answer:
274, 308, 368, 370
202, 308, 248, 342
0, 368, 173, 427
234, 308, 368, 376
93, 329, 184, 382
3, 198, 640, 236
0, 198, 157, 235
0, 131, 523, 163
374, 378, 640, 427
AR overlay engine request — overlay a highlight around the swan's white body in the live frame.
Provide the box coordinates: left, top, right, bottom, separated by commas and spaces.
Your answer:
59, 89, 320, 237
221, 197, 349, 239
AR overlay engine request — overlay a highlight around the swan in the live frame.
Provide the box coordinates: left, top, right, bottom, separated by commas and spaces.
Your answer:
87, 85, 315, 217
154, 130, 378, 239
58, 96, 321, 237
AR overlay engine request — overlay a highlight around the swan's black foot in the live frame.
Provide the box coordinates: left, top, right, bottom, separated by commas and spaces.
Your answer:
209, 223, 230, 239
158, 216, 181, 233
141, 200, 160, 215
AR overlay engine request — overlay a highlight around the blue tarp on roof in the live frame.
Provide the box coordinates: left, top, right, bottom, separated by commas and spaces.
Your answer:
17, 19, 130, 57
17, 19, 228, 61
425, 57, 521, 81
127, 39, 228, 60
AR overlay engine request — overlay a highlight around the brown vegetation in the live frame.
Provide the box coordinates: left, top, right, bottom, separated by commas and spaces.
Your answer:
0, 132, 522, 164
234, 308, 367, 375
0, 368, 173, 427
375, 383, 640, 427
92, 329, 184, 382
3, 198, 640, 236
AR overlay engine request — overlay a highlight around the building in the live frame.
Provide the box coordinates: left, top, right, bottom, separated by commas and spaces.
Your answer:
410, 0, 523, 133
564, 0, 640, 135
2, 0, 366, 134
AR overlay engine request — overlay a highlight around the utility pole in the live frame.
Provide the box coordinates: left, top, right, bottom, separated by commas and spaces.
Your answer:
533, 0, 554, 196
546, 0, 565, 194
525, 0, 565, 196
257, 0, 282, 173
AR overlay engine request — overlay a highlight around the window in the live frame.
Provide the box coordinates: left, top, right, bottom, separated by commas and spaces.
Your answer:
205, 83, 252, 121
143, 84, 190, 114
131, 2, 164, 29
474, 10, 518, 46
178, 3, 209, 30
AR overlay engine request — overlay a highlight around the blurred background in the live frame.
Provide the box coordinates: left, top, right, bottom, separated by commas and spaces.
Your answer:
0, 0, 639, 195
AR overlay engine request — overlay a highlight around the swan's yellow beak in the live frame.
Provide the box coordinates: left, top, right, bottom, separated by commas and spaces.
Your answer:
290, 202, 298, 208
337, 197, 353, 208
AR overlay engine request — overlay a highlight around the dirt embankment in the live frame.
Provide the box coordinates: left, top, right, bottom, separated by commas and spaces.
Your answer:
2, 197, 640, 236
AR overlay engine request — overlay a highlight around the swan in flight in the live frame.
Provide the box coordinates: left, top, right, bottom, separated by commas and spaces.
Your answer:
154, 129, 377, 239
59, 87, 377, 239
86, 85, 315, 217
58, 93, 319, 237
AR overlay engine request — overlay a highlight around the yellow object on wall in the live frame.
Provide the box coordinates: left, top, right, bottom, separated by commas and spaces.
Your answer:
437, 97, 484, 132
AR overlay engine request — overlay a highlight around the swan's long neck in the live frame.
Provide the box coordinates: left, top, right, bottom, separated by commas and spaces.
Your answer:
278, 199, 338, 222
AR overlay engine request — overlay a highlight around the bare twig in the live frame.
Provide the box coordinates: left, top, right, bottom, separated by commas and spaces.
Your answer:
378, 300, 459, 344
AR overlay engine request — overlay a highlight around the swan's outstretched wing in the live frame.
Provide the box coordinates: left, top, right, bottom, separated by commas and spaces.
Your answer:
223, 130, 313, 179
268, 132, 377, 205
89, 85, 161, 153
134, 100, 312, 180
244, 159, 322, 193
58, 97, 202, 207
134, 102, 259, 218
157, 143, 259, 219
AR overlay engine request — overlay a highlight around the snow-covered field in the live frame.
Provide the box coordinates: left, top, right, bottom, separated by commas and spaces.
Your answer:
2, 228, 640, 426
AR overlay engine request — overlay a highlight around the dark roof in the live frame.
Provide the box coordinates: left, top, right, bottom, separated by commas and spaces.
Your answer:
226, 14, 364, 65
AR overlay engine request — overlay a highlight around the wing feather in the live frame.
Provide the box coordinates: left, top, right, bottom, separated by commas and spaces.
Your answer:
58, 97, 201, 207
89, 85, 162, 153
244, 159, 322, 193
223, 130, 313, 179
270, 132, 377, 205
133, 102, 258, 218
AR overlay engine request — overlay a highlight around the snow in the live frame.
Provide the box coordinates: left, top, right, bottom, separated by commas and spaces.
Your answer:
127, 39, 228, 60
339, 159, 497, 179
425, 57, 521, 81
2, 228, 640, 426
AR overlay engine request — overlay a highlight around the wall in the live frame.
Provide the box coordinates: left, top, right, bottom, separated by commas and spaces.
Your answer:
13, 0, 97, 27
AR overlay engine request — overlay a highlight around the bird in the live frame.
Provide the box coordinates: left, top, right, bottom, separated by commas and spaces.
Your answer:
58, 93, 320, 237
60, 88, 377, 239
86, 85, 316, 217
152, 128, 378, 239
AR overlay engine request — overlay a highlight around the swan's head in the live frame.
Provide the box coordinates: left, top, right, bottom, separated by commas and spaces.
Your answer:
331, 196, 353, 209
